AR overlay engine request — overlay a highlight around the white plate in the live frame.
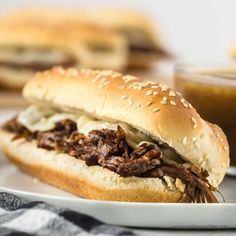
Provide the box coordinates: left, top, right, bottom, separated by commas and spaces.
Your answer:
0, 110, 236, 229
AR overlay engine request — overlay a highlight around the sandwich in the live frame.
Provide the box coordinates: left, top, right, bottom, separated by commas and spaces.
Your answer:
5, 8, 169, 68
0, 22, 127, 89
0, 67, 229, 202
89, 9, 170, 68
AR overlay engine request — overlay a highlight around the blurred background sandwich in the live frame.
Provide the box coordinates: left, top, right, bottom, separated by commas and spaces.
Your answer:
0, 21, 127, 90
5, 8, 169, 69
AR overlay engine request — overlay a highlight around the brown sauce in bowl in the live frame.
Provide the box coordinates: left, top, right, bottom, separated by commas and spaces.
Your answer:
175, 65, 236, 166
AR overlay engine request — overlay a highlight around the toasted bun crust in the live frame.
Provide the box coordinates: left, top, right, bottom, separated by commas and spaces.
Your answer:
22, 68, 229, 187
0, 130, 187, 202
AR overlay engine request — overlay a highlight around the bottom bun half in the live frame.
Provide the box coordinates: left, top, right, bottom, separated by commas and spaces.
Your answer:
0, 130, 188, 202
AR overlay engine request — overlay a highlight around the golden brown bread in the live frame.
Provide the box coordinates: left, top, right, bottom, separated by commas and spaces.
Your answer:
22, 67, 229, 187
0, 130, 187, 202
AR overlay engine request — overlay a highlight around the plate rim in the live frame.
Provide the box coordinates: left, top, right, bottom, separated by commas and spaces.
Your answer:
1, 186, 236, 208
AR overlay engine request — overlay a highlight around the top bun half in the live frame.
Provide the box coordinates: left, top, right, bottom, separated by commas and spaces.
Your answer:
23, 67, 229, 186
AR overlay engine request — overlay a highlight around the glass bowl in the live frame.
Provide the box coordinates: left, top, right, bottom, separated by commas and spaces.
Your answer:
174, 62, 236, 175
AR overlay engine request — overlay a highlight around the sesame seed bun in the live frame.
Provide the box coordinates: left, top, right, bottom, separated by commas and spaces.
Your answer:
21, 67, 229, 187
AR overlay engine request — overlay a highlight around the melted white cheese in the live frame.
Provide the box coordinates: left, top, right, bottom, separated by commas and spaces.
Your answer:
17, 105, 153, 148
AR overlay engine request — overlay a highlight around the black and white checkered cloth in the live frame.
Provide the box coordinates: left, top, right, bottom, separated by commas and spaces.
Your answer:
0, 192, 136, 236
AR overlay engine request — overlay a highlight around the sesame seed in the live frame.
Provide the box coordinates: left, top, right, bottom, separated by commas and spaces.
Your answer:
133, 103, 141, 109
137, 86, 143, 91
180, 98, 185, 103
141, 81, 151, 87
191, 117, 197, 124
149, 81, 156, 85
92, 74, 102, 83
104, 81, 109, 86
192, 137, 197, 142
205, 153, 210, 159
147, 101, 152, 107
111, 73, 121, 78
152, 108, 160, 112
100, 70, 113, 76
84, 70, 91, 76
170, 101, 176, 105
160, 84, 169, 92
183, 102, 189, 108
66, 68, 78, 76
176, 91, 182, 96
169, 91, 176, 96
138, 82, 148, 87
161, 101, 167, 105
151, 85, 159, 89
98, 84, 104, 89
146, 90, 153, 96
111, 74, 119, 78
100, 78, 107, 83
183, 137, 187, 145
223, 146, 227, 151
133, 82, 140, 85
216, 133, 221, 138
80, 69, 86, 74
123, 75, 137, 83
119, 85, 125, 90
163, 96, 168, 102
194, 141, 199, 147
193, 124, 198, 129
121, 95, 128, 100
220, 138, 223, 142
55, 67, 65, 74
128, 101, 133, 107
127, 84, 135, 89
188, 103, 192, 108
153, 91, 159, 95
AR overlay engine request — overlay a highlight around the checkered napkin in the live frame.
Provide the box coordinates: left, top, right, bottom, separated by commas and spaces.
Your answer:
0, 192, 136, 236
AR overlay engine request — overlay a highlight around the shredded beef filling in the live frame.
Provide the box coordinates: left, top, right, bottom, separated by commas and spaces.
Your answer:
2, 117, 218, 203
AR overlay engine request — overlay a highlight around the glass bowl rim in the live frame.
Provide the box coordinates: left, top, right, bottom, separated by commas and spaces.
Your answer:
175, 62, 236, 87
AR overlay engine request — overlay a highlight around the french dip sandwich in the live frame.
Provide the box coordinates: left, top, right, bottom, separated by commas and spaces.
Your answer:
0, 68, 229, 202
5, 8, 169, 68
0, 23, 126, 89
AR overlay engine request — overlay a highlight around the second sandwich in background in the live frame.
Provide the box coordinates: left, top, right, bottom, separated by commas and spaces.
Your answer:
0, 22, 127, 89
4, 8, 170, 68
